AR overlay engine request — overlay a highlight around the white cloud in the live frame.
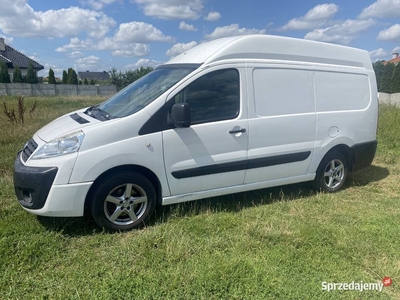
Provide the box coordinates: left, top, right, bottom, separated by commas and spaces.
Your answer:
304, 19, 376, 45
166, 41, 198, 57
111, 47, 150, 57
114, 22, 175, 43
75, 55, 102, 70
56, 37, 151, 57
133, 0, 203, 20
81, 0, 122, 10
125, 59, 164, 70
280, 4, 338, 31
0, 0, 116, 39
393, 46, 400, 53
204, 24, 266, 40
377, 24, 400, 41
359, 0, 400, 19
56, 21, 173, 57
179, 21, 197, 32
204, 11, 221, 22
369, 48, 388, 60
68, 51, 84, 58
42, 63, 64, 78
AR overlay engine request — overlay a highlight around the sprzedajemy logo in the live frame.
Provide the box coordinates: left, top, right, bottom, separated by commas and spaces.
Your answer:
322, 277, 392, 292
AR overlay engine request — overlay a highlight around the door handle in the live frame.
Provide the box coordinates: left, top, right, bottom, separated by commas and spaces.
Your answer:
229, 128, 246, 134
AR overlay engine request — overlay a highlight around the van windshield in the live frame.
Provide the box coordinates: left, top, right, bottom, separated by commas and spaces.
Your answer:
95, 65, 198, 118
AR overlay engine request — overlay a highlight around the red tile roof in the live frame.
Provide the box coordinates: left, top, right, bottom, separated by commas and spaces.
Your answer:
387, 56, 400, 65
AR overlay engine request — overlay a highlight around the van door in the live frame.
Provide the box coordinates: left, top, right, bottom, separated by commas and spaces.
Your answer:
163, 66, 248, 195
244, 66, 316, 184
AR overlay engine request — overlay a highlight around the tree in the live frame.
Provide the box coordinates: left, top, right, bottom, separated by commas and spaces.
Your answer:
12, 65, 24, 83
124, 66, 153, 86
372, 61, 385, 91
83, 78, 89, 85
25, 61, 38, 84
67, 68, 78, 85
89, 79, 95, 85
391, 63, 400, 93
62, 70, 68, 84
0, 61, 11, 83
380, 63, 395, 93
109, 66, 154, 91
48, 68, 56, 84
109, 67, 124, 90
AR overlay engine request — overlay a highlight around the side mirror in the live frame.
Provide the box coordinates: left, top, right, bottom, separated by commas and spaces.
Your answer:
169, 103, 191, 128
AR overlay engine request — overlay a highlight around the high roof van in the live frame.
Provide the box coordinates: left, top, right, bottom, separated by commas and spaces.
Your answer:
14, 35, 378, 231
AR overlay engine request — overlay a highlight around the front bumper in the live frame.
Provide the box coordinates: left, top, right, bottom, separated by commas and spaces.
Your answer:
14, 153, 58, 209
14, 153, 93, 217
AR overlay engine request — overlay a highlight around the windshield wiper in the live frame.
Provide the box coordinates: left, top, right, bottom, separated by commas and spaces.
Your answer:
96, 107, 112, 120
84, 105, 112, 121
84, 105, 97, 115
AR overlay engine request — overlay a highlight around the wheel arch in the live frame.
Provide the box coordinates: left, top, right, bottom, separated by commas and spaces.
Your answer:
323, 144, 355, 172
84, 164, 162, 214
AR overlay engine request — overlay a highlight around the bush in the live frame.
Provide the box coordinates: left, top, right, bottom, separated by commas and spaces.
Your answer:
67, 68, 78, 85
2, 95, 37, 124
391, 63, 400, 93
12, 65, 24, 83
62, 70, 68, 84
48, 68, 56, 84
25, 61, 38, 84
0, 61, 11, 83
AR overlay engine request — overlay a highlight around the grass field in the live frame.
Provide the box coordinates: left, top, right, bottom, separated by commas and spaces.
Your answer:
0, 96, 399, 299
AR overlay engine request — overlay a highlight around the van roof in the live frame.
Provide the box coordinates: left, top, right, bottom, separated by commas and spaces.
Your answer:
165, 35, 372, 70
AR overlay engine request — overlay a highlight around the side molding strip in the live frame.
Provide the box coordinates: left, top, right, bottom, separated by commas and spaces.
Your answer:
171, 151, 311, 179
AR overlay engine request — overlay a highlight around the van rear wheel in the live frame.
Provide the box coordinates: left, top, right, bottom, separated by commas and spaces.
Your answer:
90, 172, 156, 232
313, 151, 348, 193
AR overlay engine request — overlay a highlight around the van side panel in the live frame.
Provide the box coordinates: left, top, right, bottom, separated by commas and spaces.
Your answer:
308, 68, 377, 174
244, 66, 316, 184
314, 71, 371, 112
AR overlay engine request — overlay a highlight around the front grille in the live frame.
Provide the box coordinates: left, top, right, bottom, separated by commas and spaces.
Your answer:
21, 139, 38, 162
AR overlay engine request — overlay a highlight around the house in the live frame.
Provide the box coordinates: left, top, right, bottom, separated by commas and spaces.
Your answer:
385, 52, 400, 65
78, 71, 110, 82
0, 37, 44, 81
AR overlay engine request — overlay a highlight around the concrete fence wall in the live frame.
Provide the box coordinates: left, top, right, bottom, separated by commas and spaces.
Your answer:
0, 84, 399, 105
379, 93, 400, 105
0, 83, 116, 97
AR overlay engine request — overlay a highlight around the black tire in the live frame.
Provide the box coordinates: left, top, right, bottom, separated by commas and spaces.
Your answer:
90, 172, 156, 232
313, 151, 348, 193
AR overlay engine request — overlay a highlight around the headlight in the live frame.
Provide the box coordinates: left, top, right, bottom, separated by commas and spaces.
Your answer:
31, 131, 85, 159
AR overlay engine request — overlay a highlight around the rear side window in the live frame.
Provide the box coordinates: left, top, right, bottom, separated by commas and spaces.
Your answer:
174, 69, 240, 124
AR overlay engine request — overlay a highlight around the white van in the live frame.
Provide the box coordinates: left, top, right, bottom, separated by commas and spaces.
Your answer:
14, 35, 378, 231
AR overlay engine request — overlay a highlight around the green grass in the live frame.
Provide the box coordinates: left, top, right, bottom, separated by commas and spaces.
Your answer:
0, 97, 399, 299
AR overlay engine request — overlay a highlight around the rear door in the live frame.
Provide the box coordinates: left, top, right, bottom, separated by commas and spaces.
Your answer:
163, 65, 248, 196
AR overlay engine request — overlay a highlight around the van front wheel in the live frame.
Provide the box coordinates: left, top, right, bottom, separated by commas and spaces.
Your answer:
90, 172, 156, 232
313, 152, 348, 193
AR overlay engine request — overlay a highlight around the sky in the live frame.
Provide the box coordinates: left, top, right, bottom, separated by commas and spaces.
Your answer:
1, 0, 400, 78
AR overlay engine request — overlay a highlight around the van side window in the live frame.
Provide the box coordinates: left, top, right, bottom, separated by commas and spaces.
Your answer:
174, 69, 240, 124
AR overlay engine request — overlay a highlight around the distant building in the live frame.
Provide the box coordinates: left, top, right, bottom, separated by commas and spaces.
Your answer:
384, 52, 400, 65
78, 71, 110, 81
0, 37, 44, 81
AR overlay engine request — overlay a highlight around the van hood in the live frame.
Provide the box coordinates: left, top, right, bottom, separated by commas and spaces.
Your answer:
37, 110, 99, 142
